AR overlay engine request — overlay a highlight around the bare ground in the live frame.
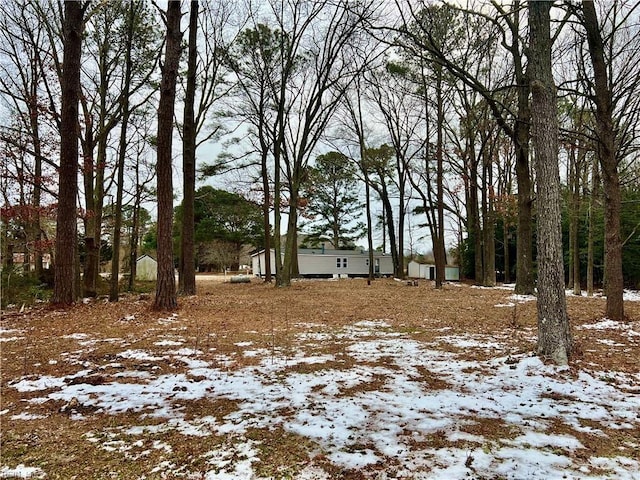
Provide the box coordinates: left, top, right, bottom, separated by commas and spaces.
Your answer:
1, 277, 639, 479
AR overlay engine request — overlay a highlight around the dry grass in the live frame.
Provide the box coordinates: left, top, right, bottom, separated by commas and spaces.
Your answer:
1, 277, 639, 479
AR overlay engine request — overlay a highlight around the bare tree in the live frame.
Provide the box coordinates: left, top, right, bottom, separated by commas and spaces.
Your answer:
0, 0, 61, 279
366, 64, 421, 279
340, 79, 379, 284
179, 0, 199, 296
127, 119, 157, 292
224, 23, 285, 283
178, 0, 235, 292
393, 0, 536, 294
108, 1, 159, 301
580, 0, 638, 321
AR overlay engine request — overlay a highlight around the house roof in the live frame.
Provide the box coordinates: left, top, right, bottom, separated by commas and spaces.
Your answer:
408, 260, 459, 268
136, 254, 157, 262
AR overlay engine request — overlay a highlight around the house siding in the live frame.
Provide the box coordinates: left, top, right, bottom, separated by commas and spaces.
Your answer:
251, 249, 394, 277
408, 260, 460, 281
136, 255, 157, 281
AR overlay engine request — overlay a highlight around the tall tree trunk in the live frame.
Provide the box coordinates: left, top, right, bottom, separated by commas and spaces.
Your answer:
483, 169, 496, 287
364, 172, 374, 283
273, 165, 282, 285
91, 118, 108, 294
397, 183, 406, 280
29, 84, 44, 279
587, 159, 599, 296
434, 70, 446, 287
583, 0, 624, 321
468, 150, 483, 284
568, 147, 576, 289
110, 0, 136, 302
349, 88, 374, 284
513, 86, 534, 294
83, 46, 112, 297
508, 0, 535, 295
260, 149, 272, 282
571, 148, 582, 296
381, 207, 386, 254
528, 0, 572, 365
280, 190, 298, 287
153, 0, 182, 310
53, 1, 84, 305
179, 0, 198, 296
504, 224, 511, 284
380, 184, 399, 278
481, 157, 489, 286
128, 171, 143, 292
81, 124, 97, 297
273, 126, 283, 286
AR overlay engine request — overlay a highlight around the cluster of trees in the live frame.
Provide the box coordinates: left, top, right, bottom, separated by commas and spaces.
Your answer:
1, 0, 160, 301
174, 186, 263, 273
1, 1, 639, 364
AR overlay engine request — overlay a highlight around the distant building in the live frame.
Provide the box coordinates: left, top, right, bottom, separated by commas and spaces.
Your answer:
407, 260, 459, 281
9, 253, 51, 270
136, 254, 157, 281
251, 248, 394, 278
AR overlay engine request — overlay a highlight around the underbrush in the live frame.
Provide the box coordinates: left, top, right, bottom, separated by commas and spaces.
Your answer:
0, 269, 157, 308
1, 267, 51, 308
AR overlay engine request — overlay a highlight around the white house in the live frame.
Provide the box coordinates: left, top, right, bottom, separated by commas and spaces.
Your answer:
136, 254, 157, 281
251, 248, 394, 278
407, 260, 460, 281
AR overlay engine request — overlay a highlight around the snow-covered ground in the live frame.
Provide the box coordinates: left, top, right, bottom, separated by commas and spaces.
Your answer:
3, 323, 640, 478
2, 287, 640, 479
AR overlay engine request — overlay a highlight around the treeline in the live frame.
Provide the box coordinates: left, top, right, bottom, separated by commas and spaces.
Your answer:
1, 1, 639, 361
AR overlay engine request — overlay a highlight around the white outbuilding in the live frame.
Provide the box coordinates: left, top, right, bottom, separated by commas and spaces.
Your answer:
251, 248, 394, 278
407, 260, 460, 281
136, 254, 157, 281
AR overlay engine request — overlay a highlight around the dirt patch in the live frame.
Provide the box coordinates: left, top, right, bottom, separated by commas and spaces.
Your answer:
1, 278, 639, 478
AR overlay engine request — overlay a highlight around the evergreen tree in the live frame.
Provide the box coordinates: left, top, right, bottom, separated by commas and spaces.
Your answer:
301, 152, 365, 249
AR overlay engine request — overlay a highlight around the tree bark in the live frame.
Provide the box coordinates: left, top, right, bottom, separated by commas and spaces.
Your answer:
483, 170, 496, 287
53, 1, 84, 305
571, 148, 583, 296
380, 183, 400, 278
467, 138, 483, 284
582, 0, 624, 321
513, 73, 534, 294
504, 224, 511, 284
587, 159, 599, 296
260, 149, 272, 282
179, 0, 198, 296
510, 1, 535, 295
280, 192, 298, 287
81, 123, 97, 298
29, 79, 44, 280
528, 0, 572, 365
153, 0, 182, 310
128, 168, 143, 292
434, 68, 446, 287
364, 173, 374, 283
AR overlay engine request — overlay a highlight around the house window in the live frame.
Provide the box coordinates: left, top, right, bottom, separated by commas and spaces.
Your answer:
342, 258, 348, 268
336, 257, 348, 268
365, 258, 369, 266
336, 258, 341, 268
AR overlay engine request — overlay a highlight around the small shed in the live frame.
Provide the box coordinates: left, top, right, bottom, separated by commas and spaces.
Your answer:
136, 254, 157, 281
408, 260, 460, 281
